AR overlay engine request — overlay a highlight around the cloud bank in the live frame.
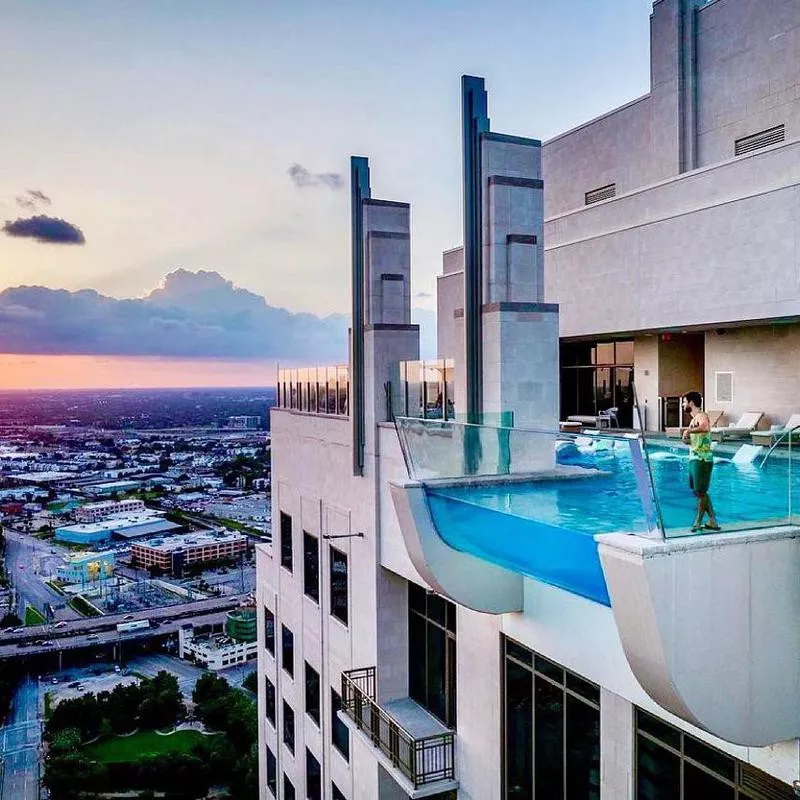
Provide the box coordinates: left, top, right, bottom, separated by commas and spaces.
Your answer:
287, 163, 343, 190
0, 270, 348, 359
3, 215, 85, 244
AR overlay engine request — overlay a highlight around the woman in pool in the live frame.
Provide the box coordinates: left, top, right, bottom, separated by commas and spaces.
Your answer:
681, 391, 721, 532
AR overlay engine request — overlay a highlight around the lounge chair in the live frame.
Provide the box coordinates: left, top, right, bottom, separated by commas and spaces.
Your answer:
710, 412, 764, 442
750, 414, 800, 447
665, 409, 724, 439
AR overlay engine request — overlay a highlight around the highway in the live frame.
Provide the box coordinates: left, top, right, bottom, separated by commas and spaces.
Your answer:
3, 530, 79, 622
0, 675, 40, 800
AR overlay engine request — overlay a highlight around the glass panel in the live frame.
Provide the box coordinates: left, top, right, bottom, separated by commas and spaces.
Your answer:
283, 701, 295, 752
566, 672, 600, 705
506, 639, 533, 667
330, 548, 348, 625
615, 340, 634, 365
534, 654, 563, 684
446, 634, 457, 728
290, 369, 298, 409
282, 625, 294, 677
264, 607, 275, 655
683, 763, 734, 800
426, 592, 446, 626
306, 749, 322, 800
265, 676, 276, 725
408, 610, 426, 707
637, 710, 681, 750
684, 737, 735, 781
636, 734, 680, 800
426, 623, 447, 723
332, 783, 346, 800
595, 343, 615, 365
280, 512, 293, 572
565, 694, 600, 800
283, 774, 295, 800
409, 582, 427, 613
309, 368, 318, 413
331, 689, 349, 761
505, 658, 533, 799
595, 366, 612, 414
266, 747, 277, 796
534, 677, 563, 800
444, 361, 456, 420
303, 532, 319, 602
305, 662, 320, 725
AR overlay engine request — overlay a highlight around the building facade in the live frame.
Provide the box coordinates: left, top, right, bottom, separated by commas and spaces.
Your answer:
257, 2, 800, 799
131, 530, 247, 575
55, 551, 115, 585
74, 498, 146, 523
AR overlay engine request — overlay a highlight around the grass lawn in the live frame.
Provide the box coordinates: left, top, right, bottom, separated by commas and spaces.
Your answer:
24, 605, 46, 626
83, 729, 214, 763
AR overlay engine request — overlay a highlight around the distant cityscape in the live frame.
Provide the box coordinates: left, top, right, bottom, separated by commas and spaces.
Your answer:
0, 387, 273, 799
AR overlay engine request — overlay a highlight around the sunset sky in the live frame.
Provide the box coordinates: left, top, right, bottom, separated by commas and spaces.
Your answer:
1, 0, 654, 388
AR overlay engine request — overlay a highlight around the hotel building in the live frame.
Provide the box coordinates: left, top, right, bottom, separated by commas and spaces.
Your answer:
257, 2, 800, 799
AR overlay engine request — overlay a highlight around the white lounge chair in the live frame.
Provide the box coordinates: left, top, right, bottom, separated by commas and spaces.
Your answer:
710, 412, 764, 442
750, 413, 800, 447
665, 409, 724, 439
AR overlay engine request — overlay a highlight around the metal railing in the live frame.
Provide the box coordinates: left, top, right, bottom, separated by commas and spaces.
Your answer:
341, 667, 455, 789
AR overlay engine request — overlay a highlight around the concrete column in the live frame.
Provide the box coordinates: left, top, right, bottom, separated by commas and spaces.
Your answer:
600, 688, 635, 799
376, 569, 409, 705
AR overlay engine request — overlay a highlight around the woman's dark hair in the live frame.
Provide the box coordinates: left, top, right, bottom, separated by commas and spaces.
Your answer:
684, 391, 702, 408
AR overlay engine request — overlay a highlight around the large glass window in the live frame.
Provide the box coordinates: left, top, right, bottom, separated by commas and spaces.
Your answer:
408, 583, 457, 727
330, 547, 348, 626
306, 749, 321, 800
266, 746, 277, 796
264, 607, 275, 656
332, 783, 346, 800
303, 532, 319, 602
331, 688, 349, 761
635, 709, 794, 799
305, 662, 320, 725
503, 637, 600, 800
283, 700, 295, 754
282, 625, 294, 678
283, 774, 295, 800
280, 511, 293, 572
265, 676, 276, 726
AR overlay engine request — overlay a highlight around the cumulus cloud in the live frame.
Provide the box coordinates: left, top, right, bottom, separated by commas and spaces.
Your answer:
2, 215, 85, 244
0, 270, 348, 359
288, 163, 344, 190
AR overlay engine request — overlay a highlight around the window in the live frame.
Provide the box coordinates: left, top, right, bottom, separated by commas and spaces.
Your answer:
332, 783, 347, 800
735, 124, 785, 156
306, 749, 321, 800
265, 676, 276, 726
264, 607, 275, 655
408, 582, 457, 727
305, 662, 320, 725
283, 774, 296, 800
330, 547, 348, 626
585, 183, 616, 205
304, 532, 319, 602
283, 700, 295, 754
266, 746, 277, 796
635, 709, 794, 799
282, 625, 294, 678
280, 511, 293, 571
331, 688, 349, 761
503, 637, 600, 799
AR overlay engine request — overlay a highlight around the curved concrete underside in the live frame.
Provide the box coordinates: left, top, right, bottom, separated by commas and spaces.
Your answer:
389, 480, 523, 614
597, 526, 800, 746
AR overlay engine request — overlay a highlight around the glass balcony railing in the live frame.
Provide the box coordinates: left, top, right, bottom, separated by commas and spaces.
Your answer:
276, 365, 349, 416
388, 359, 456, 422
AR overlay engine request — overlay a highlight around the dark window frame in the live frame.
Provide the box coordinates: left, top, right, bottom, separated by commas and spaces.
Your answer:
280, 511, 293, 572
329, 546, 349, 627
266, 746, 277, 796
306, 748, 322, 800
283, 773, 296, 800
265, 675, 276, 726
303, 531, 320, 602
283, 699, 295, 754
305, 661, 321, 726
331, 688, 350, 762
331, 783, 346, 800
282, 624, 294, 678
264, 607, 275, 656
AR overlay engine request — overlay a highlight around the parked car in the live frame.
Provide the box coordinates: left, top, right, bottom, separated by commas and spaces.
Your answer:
122, 614, 134, 621
53, 621, 68, 629
86, 634, 99, 641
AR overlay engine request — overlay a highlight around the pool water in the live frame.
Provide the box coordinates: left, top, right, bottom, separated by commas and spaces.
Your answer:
424, 441, 799, 606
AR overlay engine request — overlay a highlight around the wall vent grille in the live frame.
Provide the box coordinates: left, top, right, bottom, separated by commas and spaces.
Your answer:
715, 371, 733, 404
735, 124, 785, 156
585, 183, 616, 205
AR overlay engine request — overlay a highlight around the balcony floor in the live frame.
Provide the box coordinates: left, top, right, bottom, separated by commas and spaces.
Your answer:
382, 697, 449, 739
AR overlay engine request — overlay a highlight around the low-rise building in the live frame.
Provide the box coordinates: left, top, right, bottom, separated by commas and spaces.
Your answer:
131, 530, 247, 575
74, 498, 146, 523
55, 513, 180, 545
56, 551, 115, 584
227, 415, 261, 430
84, 480, 141, 497
178, 608, 258, 670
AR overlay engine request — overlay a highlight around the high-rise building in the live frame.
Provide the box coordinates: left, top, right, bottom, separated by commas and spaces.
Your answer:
257, 1, 800, 798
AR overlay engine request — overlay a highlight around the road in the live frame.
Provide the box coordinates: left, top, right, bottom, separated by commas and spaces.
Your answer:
0, 675, 41, 800
3, 530, 79, 622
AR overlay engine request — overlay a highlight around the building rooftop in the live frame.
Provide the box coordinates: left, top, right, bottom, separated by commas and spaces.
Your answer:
133, 529, 246, 552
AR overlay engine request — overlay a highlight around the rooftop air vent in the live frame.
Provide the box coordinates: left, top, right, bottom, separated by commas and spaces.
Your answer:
734, 124, 785, 156
585, 183, 616, 205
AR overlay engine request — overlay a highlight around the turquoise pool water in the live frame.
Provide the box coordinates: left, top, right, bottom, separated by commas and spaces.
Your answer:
424, 441, 799, 606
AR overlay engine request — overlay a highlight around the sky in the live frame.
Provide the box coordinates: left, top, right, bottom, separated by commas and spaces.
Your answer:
0, 0, 654, 387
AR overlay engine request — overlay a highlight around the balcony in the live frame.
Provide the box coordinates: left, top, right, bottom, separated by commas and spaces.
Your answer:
339, 667, 457, 798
